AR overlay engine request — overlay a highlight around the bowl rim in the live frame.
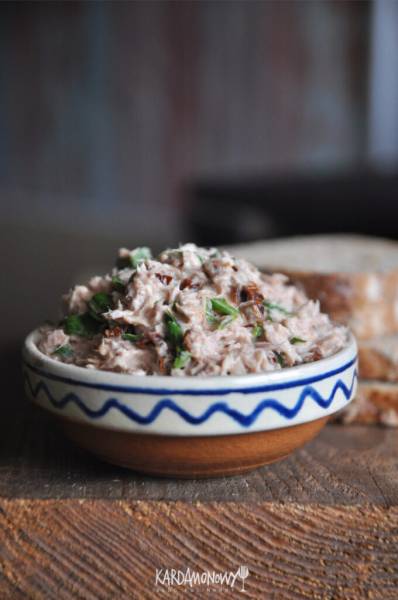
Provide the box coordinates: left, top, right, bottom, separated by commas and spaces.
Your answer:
23, 327, 357, 392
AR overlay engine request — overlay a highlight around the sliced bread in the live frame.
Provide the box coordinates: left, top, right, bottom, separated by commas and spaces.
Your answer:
227, 235, 398, 339
335, 380, 398, 426
359, 334, 398, 382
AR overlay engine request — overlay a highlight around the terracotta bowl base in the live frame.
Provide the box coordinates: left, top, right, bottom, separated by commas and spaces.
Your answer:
61, 416, 328, 478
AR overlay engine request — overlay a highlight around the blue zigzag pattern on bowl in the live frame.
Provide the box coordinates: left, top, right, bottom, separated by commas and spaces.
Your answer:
24, 369, 357, 427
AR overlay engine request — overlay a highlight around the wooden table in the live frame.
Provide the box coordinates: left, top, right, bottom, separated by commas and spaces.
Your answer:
1, 346, 397, 599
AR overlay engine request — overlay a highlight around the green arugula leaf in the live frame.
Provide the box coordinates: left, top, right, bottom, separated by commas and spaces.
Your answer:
274, 351, 285, 367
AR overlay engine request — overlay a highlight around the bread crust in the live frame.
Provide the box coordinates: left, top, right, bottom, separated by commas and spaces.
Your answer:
228, 235, 398, 340
335, 381, 398, 426
358, 340, 398, 382
272, 270, 398, 340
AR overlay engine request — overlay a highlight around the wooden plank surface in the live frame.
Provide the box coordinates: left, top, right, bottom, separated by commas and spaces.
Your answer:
1, 500, 397, 599
1, 345, 398, 598
1, 342, 397, 504
2, 398, 398, 505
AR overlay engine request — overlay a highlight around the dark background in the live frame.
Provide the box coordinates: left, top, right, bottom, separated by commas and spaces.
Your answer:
1, 1, 397, 341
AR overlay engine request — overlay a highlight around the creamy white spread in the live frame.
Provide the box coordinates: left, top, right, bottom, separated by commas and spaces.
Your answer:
38, 244, 348, 376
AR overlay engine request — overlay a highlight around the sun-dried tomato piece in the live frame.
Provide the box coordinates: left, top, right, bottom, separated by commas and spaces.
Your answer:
180, 277, 202, 291
155, 273, 173, 285
239, 302, 263, 323
310, 348, 323, 362
229, 285, 240, 305
158, 356, 168, 374
104, 326, 122, 338
180, 277, 192, 290
240, 283, 264, 305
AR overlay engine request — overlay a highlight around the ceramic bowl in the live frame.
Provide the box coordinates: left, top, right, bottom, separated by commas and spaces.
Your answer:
23, 329, 357, 478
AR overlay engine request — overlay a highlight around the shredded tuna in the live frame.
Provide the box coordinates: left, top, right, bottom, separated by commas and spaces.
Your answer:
38, 243, 349, 376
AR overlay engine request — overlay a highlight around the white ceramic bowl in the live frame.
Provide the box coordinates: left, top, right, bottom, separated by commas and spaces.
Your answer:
23, 329, 357, 477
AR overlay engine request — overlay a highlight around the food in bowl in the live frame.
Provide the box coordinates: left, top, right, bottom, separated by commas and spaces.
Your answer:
38, 244, 348, 377
26, 243, 357, 477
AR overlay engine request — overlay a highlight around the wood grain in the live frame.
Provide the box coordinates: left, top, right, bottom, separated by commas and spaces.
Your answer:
1, 346, 398, 597
1, 500, 397, 599
2, 390, 398, 505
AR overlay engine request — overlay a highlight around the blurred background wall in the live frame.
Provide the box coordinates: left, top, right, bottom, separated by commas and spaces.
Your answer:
0, 0, 397, 338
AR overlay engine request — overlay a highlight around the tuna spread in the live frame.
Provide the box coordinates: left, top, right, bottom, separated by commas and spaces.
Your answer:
38, 244, 348, 376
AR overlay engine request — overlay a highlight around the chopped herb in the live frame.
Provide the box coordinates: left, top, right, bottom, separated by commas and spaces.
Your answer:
81, 313, 103, 335
275, 351, 285, 367
209, 249, 221, 258
130, 247, 152, 269
116, 246, 152, 269
290, 336, 306, 344
218, 315, 236, 330
64, 313, 101, 337
210, 297, 239, 317
205, 298, 219, 325
252, 324, 264, 339
164, 311, 190, 368
122, 332, 143, 343
164, 311, 183, 348
263, 300, 293, 317
111, 275, 125, 293
53, 344, 73, 358
173, 350, 192, 369
64, 314, 84, 336
88, 292, 113, 321
206, 297, 239, 328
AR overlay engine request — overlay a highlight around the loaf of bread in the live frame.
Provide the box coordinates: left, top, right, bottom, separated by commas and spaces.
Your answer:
335, 381, 398, 426
228, 235, 398, 340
